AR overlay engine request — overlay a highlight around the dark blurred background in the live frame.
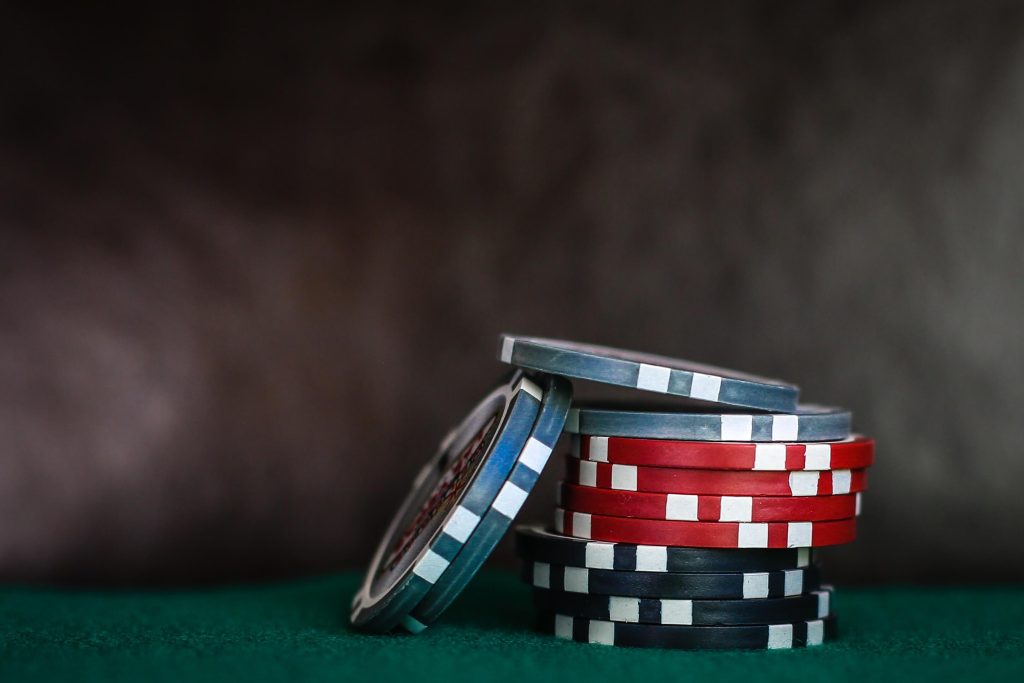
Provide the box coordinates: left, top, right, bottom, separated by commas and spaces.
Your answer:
1, 1, 1022, 586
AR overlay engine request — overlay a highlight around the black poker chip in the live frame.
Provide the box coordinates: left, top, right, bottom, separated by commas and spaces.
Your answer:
537, 612, 838, 650
531, 586, 832, 625
515, 525, 815, 573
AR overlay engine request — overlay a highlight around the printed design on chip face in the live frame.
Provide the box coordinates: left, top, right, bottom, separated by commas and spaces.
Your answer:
379, 413, 500, 576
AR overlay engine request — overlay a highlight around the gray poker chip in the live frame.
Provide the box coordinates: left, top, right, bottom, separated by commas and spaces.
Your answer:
564, 404, 851, 442
499, 335, 798, 412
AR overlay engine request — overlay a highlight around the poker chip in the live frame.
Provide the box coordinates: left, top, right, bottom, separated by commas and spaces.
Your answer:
350, 371, 544, 632
514, 525, 815, 573
565, 457, 867, 496
521, 561, 821, 599
574, 434, 875, 470
557, 483, 862, 522
554, 508, 857, 548
354, 334, 876, 647
565, 404, 851, 441
498, 335, 799, 412
401, 375, 573, 632
531, 587, 833, 625
537, 613, 838, 650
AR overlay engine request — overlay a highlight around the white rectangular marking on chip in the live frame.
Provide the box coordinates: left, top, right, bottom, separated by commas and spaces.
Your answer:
784, 569, 804, 595
816, 590, 830, 618
789, 471, 820, 497
754, 444, 787, 470
572, 512, 592, 539
500, 337, 515, 364
721, 415, 753, 440
636, 363, 671, 393
492, 481, 528, 519
586, 542, 614, 569
719, 496, 753, 522
855, 492, 862, 515
565, 409, 580, 433
787, 522, 813, 548
533, 562, 551, 588
665, 494, 698, 520
401, 615, 427, 634
443, 506, 481, 543
413, 549, 449, 584
743, 573, 770, 599
768, 624, 794, 649
589, 437, 609, 462
564, 566, 590, 593
635, 545, 668, 572
803, 443, 832, 469
832, 469, 852, 494
737, 523, 768, 548
519, 436, 552, 473
611, 464, 638, 491
608, 596, 640, 622
519, 377, 543, 400
588, 620, 615, 645
689, 373, 722, 402
771, 415, 799, 441
797, 548, 811, 567
807, 619, 825, 645
579, 460, 598, 487
554, 614, 573, 639
661, 599, 693, 625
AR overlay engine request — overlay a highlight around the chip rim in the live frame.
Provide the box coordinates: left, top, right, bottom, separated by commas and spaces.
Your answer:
521, 560, 822, 599
564, 457, 868, 497
557, 482, 862, 522
531, 586, 834, 625
564, 404, 852, 441
553, 507, 858, 548
514, 524, 815, 573
538, 612, 837, 649
498, 334, 799, 412
574, 434, 875, 470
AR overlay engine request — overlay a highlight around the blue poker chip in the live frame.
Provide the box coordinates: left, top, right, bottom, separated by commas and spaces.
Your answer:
350, 371, 543, 632
401, 374, 573, 633
499, 335, 798, 412
565, 404, 851, 442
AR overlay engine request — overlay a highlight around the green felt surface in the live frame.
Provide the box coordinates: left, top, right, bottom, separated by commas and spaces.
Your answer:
1, 572, 1022, 682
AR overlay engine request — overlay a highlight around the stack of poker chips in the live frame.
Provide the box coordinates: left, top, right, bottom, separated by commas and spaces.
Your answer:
351, 335, 874, 647
503, 337, 875, 650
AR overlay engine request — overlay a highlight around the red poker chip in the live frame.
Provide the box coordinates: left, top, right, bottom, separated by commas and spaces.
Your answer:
575, 435, 875, 471
557, 483, 861, 522
554, 507, 857, 548
565, 457, 868, 497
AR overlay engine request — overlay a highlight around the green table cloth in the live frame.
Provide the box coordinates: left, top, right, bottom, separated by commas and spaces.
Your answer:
2, 572, 1022, 682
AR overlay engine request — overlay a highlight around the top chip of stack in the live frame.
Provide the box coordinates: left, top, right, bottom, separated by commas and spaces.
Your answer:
499, 335, 800, 412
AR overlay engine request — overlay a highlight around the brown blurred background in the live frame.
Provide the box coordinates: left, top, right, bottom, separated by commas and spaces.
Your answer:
1, 1, 1023, 585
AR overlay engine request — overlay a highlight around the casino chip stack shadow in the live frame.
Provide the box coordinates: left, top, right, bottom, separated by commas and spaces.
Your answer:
351, 335, 875, 650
